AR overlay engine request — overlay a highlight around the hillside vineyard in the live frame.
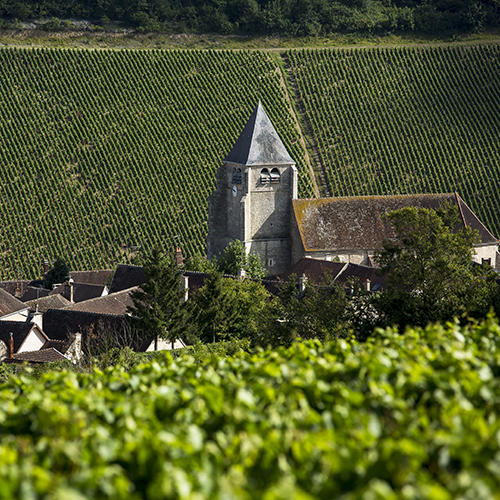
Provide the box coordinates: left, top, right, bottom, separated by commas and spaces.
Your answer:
0, 48, 314, 279
0, 45, 499, 278
287, 45, 500, 236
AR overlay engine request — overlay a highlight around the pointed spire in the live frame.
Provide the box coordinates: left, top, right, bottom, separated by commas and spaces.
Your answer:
224, 102, 295, 166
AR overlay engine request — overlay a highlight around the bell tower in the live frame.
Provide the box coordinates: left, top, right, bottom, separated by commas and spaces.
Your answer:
208, 102, 297, 275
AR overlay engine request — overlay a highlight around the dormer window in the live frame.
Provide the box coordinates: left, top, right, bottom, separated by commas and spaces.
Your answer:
270, 168, 281, 184
260, 168, 271, 184
232, 168, 242, 184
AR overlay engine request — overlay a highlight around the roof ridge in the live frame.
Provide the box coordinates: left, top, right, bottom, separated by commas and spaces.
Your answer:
294, 193, 455, 202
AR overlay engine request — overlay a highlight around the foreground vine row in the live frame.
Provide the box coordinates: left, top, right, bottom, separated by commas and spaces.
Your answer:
2, 317, 500, 498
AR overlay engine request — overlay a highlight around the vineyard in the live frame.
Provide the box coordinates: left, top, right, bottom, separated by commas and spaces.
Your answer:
0, 47, 315, 279
0, 44, 499, 279
3, 317, 500, 498
286, 44, 500, 238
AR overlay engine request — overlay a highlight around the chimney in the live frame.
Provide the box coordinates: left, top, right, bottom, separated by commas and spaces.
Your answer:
175, 247, 184, 268
9, 332, 14, 359
70, 282, 74, 303
298, 273, 308, 294
42, 259, 50, 274
365, 279, 371, 292
181, 275, 189, 302
238, 268, 246, 281
14, 283, 21, 298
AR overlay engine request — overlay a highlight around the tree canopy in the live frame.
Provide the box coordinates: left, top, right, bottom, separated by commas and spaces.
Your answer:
127, 246, 190, 348
0, 0, 497, 35
42, 257, 70, 290
375, 205, 497, 329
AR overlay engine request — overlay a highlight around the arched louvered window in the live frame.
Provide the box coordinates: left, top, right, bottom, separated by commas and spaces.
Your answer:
260, 168, 271, 184
232, 168, 242, 184
270, 168, 280, 184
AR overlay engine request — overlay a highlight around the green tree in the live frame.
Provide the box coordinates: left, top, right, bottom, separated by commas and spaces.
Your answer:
184, 253, 218, 273
43, 257, 70, 290
189, 270, 238, 343
375, 205, 497, 329
270, 273, 349, 346
221, 277, 280, 346
217, 239, 267, 279
127, 246, 189, 349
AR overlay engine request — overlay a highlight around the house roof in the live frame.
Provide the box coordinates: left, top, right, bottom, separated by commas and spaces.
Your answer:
0, 321, 47, 354
63, 287, 137, 316
25, 294, 71, 312
223, 101, 295, 166
335, 263, 388, 292
109, 264, 146, 294
293, 193, 498, 252
278, 257, 346, 283
0, 280, 38, 297
49, 282, 106, 303
0, 288, 28, 317
41, 339, 71, 354
69, 270, 113, 286
12, 347, 69, 364
21, 286, 51, 302
42, 309, 130, 341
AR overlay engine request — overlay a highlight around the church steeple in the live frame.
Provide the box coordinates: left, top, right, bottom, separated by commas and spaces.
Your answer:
208, 101, 297, 275
224, 101, 294, 166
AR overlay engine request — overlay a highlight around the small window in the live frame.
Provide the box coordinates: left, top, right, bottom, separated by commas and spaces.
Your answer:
260, 168, 270, 184
232, 168, 242, 184
482, 258, 491, 266
268, 258, 275, 267
270, 168, 281, 184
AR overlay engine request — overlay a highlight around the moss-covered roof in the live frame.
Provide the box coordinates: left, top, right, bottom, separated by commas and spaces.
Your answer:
293, 193, 498, 252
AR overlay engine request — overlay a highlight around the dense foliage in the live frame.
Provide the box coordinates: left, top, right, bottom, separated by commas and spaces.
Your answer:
0, 47, 315, 279
0, 0, 498, 35
375, 205, 498, 330
287, 44, 500, 237
3, 316, 500, 498
128, 246, 191, 347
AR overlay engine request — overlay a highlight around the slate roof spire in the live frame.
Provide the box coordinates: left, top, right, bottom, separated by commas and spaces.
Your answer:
224, 101, 295, 166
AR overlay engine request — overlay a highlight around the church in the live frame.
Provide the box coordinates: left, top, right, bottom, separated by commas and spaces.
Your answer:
208, 102, 499, 276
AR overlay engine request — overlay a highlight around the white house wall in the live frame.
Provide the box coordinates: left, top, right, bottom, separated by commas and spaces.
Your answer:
18, 328, 47, 353
0, 309, 30, 322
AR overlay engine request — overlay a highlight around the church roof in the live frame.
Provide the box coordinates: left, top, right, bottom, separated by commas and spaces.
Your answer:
293, 193, 498, 252
224, 101, 295, 166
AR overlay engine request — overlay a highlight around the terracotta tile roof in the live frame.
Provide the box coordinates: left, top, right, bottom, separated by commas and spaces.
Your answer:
25, 294, 71, 313
293, 193, 497, 252
224, 101, 295, 166
0, 321, 47, 354
63, 287, 137, 316
69, 270, 113, 286
49, 282, 106, 303
109, 265, 146, 294
12, 348, 69, 363
0, 288, 28, 317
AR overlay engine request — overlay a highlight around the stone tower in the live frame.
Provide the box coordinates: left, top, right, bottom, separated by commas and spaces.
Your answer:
208, 102, 298, 275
